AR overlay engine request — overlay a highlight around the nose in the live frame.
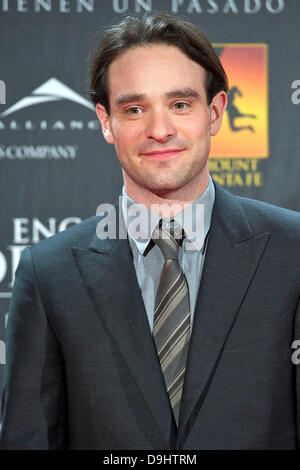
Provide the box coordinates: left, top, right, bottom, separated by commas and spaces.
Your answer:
144, 109, 176, 142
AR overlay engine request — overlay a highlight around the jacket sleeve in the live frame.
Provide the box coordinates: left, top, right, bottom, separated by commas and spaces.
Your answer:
0, 247, 68, 449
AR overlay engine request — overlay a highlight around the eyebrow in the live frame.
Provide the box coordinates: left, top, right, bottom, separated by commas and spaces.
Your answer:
115, 93, 146, 108
165, 88, 200, 100
114, 87, 201, 108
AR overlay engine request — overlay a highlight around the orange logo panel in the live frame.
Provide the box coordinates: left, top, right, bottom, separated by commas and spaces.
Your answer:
210, 44, 268, 158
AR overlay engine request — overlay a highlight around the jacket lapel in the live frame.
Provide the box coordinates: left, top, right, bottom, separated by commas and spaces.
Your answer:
177, 182, 270, 448
72, 203, 176, 448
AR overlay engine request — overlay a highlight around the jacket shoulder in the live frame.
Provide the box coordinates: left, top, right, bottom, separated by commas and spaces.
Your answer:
236, 194, 300, 236
213, 181, 300, 238
26, 215, 101, 273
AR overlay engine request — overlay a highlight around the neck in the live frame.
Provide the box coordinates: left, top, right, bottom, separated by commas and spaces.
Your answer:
123, 167, 210, 218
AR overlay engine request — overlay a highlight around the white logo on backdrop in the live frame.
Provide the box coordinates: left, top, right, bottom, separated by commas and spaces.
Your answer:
0, 78, 94, 118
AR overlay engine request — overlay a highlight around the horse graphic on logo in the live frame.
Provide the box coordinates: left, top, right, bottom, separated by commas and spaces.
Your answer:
227, 86, 257, 133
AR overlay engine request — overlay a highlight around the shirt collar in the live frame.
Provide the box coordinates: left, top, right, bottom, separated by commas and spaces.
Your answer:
121, 175, 215, 255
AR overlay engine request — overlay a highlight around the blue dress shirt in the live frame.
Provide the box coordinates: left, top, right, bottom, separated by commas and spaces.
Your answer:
121, 176, 215, 332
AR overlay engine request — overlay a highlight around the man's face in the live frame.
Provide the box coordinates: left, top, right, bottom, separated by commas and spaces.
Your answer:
97, 44, 226, 200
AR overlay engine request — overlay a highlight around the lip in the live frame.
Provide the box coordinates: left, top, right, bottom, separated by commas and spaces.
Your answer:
141, 149, 185, 159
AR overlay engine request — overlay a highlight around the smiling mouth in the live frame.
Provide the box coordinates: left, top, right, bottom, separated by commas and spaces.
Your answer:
141, 149, 185, 159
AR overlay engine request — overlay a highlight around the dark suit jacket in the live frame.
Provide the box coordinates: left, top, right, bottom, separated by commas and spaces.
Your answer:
1, 181, 300, 449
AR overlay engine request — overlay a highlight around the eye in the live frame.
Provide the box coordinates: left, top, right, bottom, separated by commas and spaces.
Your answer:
125, 106, 142, 115
173, 102, 189, 110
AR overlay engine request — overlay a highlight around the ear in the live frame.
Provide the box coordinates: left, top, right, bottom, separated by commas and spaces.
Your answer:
210, 90, 227, 137
96, 103, 114, 145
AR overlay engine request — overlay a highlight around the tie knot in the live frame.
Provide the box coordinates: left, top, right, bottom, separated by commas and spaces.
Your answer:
152, 219, 184, 260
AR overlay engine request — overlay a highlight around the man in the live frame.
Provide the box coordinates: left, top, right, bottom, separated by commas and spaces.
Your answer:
1, 12, 300, 450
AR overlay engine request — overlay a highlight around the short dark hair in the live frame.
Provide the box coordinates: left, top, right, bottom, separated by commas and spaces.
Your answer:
90, 12, 228, 113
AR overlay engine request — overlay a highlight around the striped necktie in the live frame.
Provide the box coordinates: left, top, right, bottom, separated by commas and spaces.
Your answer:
152, 219, 191, 425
